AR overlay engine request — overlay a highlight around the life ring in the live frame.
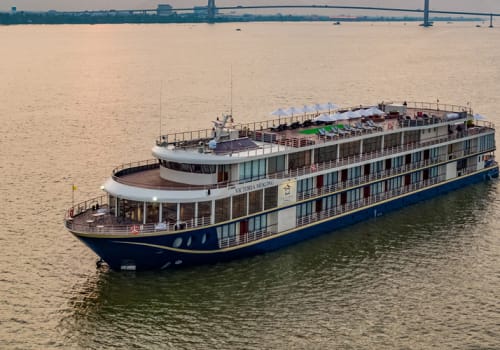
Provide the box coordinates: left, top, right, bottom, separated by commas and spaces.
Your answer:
310, 164, 317, 172
131, 225, 139, 235
69, 208, 74, 217
388, 122, 393, 130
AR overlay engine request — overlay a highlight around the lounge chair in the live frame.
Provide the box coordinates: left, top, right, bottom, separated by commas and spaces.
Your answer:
355, 122, 372, 132
333, 126, 348, 136
343, 125, 361, 134
367, 120, 383, 131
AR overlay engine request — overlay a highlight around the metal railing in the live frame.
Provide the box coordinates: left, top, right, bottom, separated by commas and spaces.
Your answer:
218, 225, 278, 249
157, 101, 472, 146
111, 124, 494, 191
66, 160, 497, 237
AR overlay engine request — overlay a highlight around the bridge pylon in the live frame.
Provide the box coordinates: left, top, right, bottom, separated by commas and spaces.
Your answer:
207, 0, 216, 21
423, 0, 432, 27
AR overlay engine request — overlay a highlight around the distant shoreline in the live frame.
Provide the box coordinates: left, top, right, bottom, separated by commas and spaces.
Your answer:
0, 13, 482, 25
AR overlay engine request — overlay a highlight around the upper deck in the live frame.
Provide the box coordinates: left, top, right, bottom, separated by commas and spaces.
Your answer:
110, 101, 495, 192
153, 101, 474, 160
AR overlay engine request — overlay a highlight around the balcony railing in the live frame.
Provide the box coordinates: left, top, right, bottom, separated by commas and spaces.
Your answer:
111, 124, 494, 191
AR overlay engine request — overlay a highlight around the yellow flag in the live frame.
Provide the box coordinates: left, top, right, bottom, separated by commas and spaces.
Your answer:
72, 185, 77, 191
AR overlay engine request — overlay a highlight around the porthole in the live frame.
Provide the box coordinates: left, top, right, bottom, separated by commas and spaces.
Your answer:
201, 233, 207, 244
173, 237, 183, 248
187, 236, 192, 247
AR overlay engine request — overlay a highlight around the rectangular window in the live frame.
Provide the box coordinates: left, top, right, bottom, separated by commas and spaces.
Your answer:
215, 198, 230, 223
296, 202, 313, 218
289, 150, 311, 170
314, 145, 337, 163
162, 202, 177, 223
324, 171, 338, 186
384, 132, 401, 149
322, 194, 338, 210
232, 193, 247, 219
264, 186, 278, 210
180, 202, 195, 222
297, 178, 314, 193
239, 159, 266, 182
347, 166, 361, 180
198, 201, 212, 221
363, 136, 382, 153
268, 155, 285, 174
248, 190, 263, 214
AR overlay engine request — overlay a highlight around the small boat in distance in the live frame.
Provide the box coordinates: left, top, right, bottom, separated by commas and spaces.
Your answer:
64, 101, 498, 271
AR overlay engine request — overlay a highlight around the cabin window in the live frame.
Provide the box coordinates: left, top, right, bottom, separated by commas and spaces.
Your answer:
146, 202, 159, 223
215, 198, 230, 223
232, 193, 247, 219
339, 140, 360, 158
405, 130, 420, 144
314, 145, 337, 163
363, 136, 382, 153
162, 203, 177, 224
217, 223, 236, 239
430, 147, 440, 160
239, 159, 266, 182
109, 195, 116, 215
412, 151, 422, 163
370, 182, 384, 195
370, 160, 384, 174
180, 203, 195, 222
387, 176, 403, 190
198, 201, 212, 224
384, 132, 401, 149
324, 171, 338, 187
347, 166, 361, 181
268, 155, 285, 174
120, 199, 143, 223
393, 155, 404, 168
297, 178, 314, 194
429, 166, 439, 178
411, 171, 422, 183
248, 190, 263, 214
346, 188, 362, 203
173, 237, 183, 248
322, 194, 338, 210
162, 161, 216, 174
248, 214, 267, 232
296, 202, 313, 218
288, 150, 311, 171
264, 186, 278, 210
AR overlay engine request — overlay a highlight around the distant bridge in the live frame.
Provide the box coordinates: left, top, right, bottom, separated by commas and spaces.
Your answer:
181, 0, 499, 27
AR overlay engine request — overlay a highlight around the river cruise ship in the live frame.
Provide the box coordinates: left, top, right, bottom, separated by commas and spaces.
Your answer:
65, 101, 498, 271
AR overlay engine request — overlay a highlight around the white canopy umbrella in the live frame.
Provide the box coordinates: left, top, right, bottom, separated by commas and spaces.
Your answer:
271, 108, 287, 117
366, 107, 386, 115
285, 106, 302, 117
314, 113, 334, 122
359, 109, 373, 117
330, 112, 344, 122
270, 108, 288, 124
311, 103, 325, 113
473, 113, 486, 120
342, 110, 362, 120
321, 102, 339, 112
299, 105, 316, 114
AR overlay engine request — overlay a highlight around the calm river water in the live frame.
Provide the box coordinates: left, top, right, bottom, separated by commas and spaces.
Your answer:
0, 22, 499, 349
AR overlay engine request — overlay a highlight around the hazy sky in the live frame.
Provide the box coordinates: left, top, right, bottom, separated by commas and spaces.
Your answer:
3, 0, 500, 13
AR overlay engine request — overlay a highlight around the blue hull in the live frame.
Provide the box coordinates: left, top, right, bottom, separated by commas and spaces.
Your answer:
75, 167, 498, 271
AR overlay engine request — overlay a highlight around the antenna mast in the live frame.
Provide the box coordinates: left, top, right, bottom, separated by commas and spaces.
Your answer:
159, 81, 163, 140
230, 65, 233, 117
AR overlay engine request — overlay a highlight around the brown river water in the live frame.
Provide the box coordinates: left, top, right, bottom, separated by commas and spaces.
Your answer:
0, 22, 499, 349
